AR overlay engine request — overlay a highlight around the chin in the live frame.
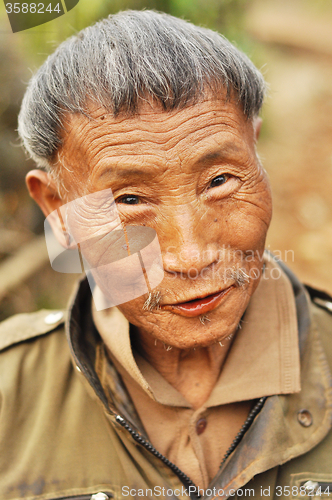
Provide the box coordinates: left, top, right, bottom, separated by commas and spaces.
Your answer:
163, 314, 242, 350
125, 284, 252, 350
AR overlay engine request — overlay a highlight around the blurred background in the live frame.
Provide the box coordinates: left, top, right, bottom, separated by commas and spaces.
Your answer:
0, 0, 331, 320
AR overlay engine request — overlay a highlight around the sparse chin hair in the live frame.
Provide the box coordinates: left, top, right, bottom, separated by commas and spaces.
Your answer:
199, 314, 211, 325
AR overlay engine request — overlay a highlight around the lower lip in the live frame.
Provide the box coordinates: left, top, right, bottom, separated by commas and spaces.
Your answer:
161, 286, 234, 317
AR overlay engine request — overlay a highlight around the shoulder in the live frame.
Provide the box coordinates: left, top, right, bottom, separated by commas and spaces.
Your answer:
305, 284, 332, 331
305, 285, 332, 316
305, 284, 332, 367
0, 309, 75, 429
0, 309, 66, 353
0, 309, 70, 390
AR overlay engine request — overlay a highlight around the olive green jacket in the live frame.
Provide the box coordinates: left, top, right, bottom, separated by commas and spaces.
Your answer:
0, 265, 332, 500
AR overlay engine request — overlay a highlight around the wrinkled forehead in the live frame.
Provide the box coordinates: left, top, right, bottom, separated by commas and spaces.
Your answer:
60, 94, 253, 151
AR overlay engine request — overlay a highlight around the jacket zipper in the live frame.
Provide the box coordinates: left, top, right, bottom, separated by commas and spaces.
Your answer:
115, 415, 198, 495
116, 396, 267, 499
219, 397, 267, 468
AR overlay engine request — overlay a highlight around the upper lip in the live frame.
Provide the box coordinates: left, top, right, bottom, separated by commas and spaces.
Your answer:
160, 286, 233, 307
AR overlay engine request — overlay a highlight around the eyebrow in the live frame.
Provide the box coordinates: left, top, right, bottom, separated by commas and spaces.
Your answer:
194, 142, 242, 166
99, 166, 156, 181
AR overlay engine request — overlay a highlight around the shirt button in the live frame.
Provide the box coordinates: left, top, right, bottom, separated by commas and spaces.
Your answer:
44, 311, 64, 325
196, 418, 207, 435
297, 409, 313, 427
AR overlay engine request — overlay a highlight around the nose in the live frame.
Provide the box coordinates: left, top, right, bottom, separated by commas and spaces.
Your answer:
161, 207, 219, 278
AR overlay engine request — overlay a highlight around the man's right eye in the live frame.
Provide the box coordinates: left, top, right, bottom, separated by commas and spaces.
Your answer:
117, 195, 141, 205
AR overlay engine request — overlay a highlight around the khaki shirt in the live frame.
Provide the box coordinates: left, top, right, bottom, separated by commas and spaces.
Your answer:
0, 257, 331, 500
93, 255, 301, 488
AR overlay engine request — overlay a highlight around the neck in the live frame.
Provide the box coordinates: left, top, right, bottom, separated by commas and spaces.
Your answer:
132, 327, 235, 409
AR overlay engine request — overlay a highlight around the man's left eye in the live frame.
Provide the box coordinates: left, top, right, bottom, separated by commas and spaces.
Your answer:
209, 174, 229, 189
117, 195, 140, 205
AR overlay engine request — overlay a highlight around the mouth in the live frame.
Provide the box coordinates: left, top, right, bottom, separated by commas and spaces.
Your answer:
160, 285, 235, 317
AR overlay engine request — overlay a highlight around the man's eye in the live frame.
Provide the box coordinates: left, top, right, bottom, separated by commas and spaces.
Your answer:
117, 195, 140, 205
209, 174, 229, 189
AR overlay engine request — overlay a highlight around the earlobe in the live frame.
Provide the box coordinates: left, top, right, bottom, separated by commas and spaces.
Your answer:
26, 169, 63, 218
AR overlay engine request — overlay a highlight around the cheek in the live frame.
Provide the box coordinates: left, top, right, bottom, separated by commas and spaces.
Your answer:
224, 211, 269, 251
219, 190, 272, 252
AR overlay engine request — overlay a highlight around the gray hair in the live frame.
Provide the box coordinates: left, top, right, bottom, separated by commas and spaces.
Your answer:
18, 10, 266, 171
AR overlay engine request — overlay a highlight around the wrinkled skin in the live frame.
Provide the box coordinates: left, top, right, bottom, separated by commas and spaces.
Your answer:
27, 95, 272, 406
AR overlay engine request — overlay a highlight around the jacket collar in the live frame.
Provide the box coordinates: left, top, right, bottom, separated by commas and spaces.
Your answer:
66, 278, 110, 412
66, 277, 146, 432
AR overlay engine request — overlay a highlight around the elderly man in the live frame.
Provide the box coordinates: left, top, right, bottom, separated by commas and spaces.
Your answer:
1, 9, 332, 500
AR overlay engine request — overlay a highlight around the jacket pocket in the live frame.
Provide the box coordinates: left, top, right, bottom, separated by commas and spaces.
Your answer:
300, 481, 332, 497
289, 475, 332, 499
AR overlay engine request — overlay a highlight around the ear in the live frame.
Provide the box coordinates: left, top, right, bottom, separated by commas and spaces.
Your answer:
253, 117, 262, 143
26, 169, 71, 248
26, 169, 63, 217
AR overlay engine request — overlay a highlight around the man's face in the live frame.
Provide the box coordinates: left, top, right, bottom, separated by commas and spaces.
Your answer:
42, 96, 272, 349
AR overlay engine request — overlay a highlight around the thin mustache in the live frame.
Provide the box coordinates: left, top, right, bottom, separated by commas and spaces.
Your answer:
225, 268, 250, 287
143, 291, 162, 311
142, 267, 250, 312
